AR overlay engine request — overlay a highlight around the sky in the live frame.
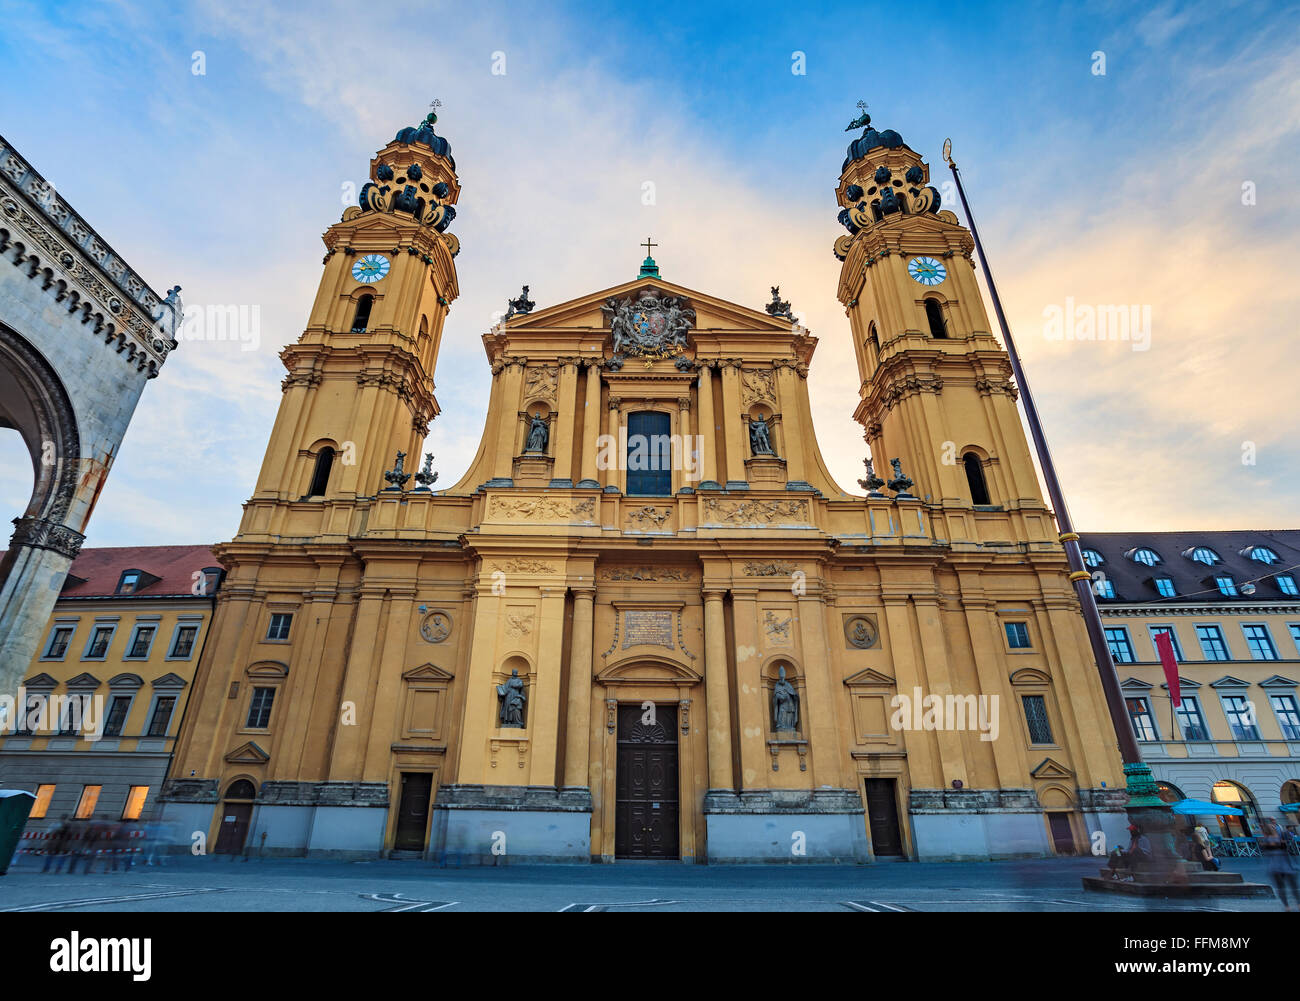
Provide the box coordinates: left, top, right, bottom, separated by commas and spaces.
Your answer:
0, 0, 1297, 548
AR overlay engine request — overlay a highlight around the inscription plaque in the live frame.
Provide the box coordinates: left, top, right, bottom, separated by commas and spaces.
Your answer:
622, 610, 674, 650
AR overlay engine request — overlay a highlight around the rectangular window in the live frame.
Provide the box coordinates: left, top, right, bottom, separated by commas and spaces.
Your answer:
1126, 697, 1159, 741
1291, 624, 1300, 655
15, 695, 46, 735
84, 625, 114, 659
1277, 574, 1299, 596
44, 626, 74, 659
1149, 625, 1184, 661
625, 411, 673, 497
1022, 695, 1053, 745
58, 694, 91, 735
127, 625, 156, 659
1094, 578, 1115, 599
1175, 696, 1209, 741
74, 785, 101, 820
1005, 622, 1031, 649
1105, 627, 1135, 664
146, 696, 176, 738
1270, 694, 1300, 741
30, 784, 55, 820
1222, 695, 1261, 741
117, 571, 140, 594
1196, 625, 1230, 661
1242, 624, 1278, 661
1215, 576, 1238, 596
103, 695, 132, 737
121, 786, 149, 821
170, 624, 198, 659
246, 687, 277, 729
1155, 578, 1176, 597
266, 613, 293, 641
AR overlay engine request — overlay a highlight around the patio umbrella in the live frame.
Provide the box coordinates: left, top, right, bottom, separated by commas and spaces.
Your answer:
1170, 798, 1244, 816
1281, 802, 1299, 813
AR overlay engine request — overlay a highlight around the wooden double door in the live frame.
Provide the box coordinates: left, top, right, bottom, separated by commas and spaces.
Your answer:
615, 704, 680, 859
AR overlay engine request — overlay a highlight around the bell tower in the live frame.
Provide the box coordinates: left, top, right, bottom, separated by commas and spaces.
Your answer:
832, 109, 1049, 533
244, 109, 462, 521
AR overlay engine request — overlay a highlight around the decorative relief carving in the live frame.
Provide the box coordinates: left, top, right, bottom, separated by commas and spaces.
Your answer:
505, 611, 534, 638
523, 365, 558, 403
625, 505, 671, 529
764, 610, 792, 644
599, 566, 692, 582
740, 369, 777, 407
844, 614, 879, 649
491, 559, 555, 574
621, 610, 674, 650
703, 498, 808, 526
745, 561, 797, 576
880, 374, 943, 410
419, 610, 452, 643
488, 496, 596, 522
975, 376, 1019, 400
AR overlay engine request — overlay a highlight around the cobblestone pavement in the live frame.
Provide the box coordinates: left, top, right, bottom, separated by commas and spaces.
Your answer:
1, 854, 1292, 912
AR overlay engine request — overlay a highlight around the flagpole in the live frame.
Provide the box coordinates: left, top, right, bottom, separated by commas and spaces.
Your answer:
941, 142, 1167, 821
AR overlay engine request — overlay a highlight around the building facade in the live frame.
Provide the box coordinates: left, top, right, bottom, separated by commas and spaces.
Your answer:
1083, 530, 1300, 836
0, 545, 220, 830
159, 111, 1130, 862
0, 136, 184, 698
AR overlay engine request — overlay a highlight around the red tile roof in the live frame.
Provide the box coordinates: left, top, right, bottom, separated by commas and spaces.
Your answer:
57, 544, 219, 599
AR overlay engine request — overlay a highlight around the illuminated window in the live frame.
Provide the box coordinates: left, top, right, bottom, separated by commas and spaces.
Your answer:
121, 786, 149, 821
74, 785, 101, 819
30, 784, 55, 819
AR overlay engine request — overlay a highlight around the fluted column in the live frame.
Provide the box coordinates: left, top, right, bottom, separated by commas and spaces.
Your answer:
703, 588, 734, 790
563, 587, 596, 788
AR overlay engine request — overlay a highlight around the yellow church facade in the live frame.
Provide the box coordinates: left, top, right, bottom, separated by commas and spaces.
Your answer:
159, 111, 1128, 862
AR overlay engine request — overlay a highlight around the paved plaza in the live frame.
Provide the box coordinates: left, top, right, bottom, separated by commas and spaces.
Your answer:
0, 854, 1292, 912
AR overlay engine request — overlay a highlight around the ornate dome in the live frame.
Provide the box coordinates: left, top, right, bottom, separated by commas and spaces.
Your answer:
842, 125, 906, 172
394, 112, 455, 169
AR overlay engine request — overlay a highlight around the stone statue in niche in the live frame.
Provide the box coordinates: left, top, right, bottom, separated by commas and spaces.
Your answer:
749, 414, 776, 456
772, 665, 799, 732
524, 413, 549, 453
497, 669, 527, 728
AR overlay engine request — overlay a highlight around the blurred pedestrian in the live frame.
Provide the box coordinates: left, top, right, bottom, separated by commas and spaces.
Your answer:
1262, 819, 1298, 911
1192, 823, 1219, 872
41, 817, 73, 874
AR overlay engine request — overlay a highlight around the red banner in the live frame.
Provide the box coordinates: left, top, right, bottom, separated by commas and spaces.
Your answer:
1154, 630, 1181, 708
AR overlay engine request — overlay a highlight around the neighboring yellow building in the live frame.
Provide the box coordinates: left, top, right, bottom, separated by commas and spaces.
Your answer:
0, 545, 221, 829
159, 110, 1129, 862
1082, 531, 1300, 838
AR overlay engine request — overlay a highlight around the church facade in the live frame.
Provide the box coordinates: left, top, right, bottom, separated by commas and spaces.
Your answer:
159, 110, 1129, 862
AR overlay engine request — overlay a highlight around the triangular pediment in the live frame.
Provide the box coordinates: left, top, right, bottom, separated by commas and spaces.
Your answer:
151, 672, 188, 689
65, 672, 102, 689
502, 276, 800, 335
1209, 675, 1252, 689
224, 741, 269, 764
1119, 676, 1153, 691
1031, 757, 1075, 780
843, 667, 896, 687
402, 662, 454, 682
21, 672, 58, 690
1259, 674, 1298, 688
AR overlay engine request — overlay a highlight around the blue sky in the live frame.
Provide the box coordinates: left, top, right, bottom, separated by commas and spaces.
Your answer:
1, 0, 1297, 546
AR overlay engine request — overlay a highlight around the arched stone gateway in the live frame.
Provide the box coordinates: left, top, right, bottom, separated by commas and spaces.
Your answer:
0, 135, 181, 695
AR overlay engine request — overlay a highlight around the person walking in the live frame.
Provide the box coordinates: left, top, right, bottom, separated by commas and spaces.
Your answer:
41, 818, 73, 874
1192, 823, 1219, 872
1262, 819, 1299, 912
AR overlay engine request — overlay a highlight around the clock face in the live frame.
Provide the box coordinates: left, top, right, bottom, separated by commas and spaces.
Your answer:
908, 256, 946, 286
351, 254, 390, 284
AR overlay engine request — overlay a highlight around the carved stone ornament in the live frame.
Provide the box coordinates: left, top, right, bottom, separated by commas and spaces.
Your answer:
887, 457, 915, 498
748, 414, 776, 456
383, 451, 411, 491
489, 496, 596, 522
772, 665, 800, 733
744, 560, 797, 576
497, 669, 527, 728
741, 369, 777, 407
414, 452, 438, 489
626, 505, 671, 529
764, 286, 796, 321
844, 614, 879, 650
504, 284, 535, 320
420, 610, 452, 643
600, 566, 691, 582
764, 610, 792, 644
524, 412, 550, 453
857, 457, 885, 497
601, 288, 695, 362
523, 365, 557, 403
704, 498, 807, 526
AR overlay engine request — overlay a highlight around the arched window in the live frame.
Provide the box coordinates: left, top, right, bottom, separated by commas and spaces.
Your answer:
308, 447, 334, 497
1156, 781, 1184, 804
1128, 547, 1162, 566
1186, 546, 1221, 565
963, 452, 990, 505
867, 322, 880, 359
351, 294, 373, 333
1082, 548, 1104, 568
1246, 546, 1279, 564
924, 299, 948, 339
225, 779, 256, 800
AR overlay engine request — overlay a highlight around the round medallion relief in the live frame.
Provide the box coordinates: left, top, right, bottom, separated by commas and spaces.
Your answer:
420, 610, 452, 643
844, 615, 878, 650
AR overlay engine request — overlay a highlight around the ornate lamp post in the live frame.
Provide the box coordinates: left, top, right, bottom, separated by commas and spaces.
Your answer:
940, 140, 1173, 851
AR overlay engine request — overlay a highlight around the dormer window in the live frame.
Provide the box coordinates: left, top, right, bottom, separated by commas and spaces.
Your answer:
1276, 573, 1298, 596
1186, 547, 1221, 565
1245, 546, 1280, 564
1081, 549, 1104, 568
117, 571, 141, 595
1154, 577, 1176, 598
1214, 575, 1238, 597
1127, 548, 1162, 567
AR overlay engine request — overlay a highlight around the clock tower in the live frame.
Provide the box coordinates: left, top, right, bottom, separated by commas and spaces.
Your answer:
247, 110, 461, 519
832, 113, 1051, 545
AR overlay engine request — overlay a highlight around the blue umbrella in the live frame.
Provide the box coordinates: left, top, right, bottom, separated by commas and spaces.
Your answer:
1171, 798, 1244, 816
1281, 802, 1299, 813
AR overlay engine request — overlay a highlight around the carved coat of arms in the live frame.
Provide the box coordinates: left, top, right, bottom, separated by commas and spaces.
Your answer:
601, 289, 695, 362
